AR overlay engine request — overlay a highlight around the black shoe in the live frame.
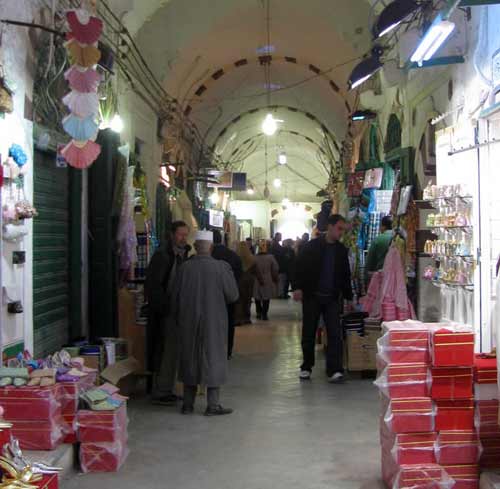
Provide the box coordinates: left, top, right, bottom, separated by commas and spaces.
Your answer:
152, 394, 182, 406
181, 405, 194, 415
256, 314, 262, 320
204, 405, 233, 416
262, 315, 269, 321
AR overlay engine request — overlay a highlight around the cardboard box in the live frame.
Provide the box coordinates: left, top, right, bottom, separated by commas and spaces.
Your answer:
442, 464, 479, 489
393, 465, 452, 489
11, 418, 64, 450
0, 385, 61, 421
431, 367, 474, 400
436, 430, 481, 464
385, 329, 430, 364
346, 326, 382, 371
34, 474, 59, 489
393, 432, 437, 465
387, 398, 435, 433
386, 364, 430, 398
80, 441, 129, 473
101, 357, 144, 397
435, 399, 475, 431
431, 328, 475, 367
77, 404, 128, 443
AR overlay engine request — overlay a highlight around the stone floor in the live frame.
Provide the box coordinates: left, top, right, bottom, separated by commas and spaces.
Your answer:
64, 300, 384, 489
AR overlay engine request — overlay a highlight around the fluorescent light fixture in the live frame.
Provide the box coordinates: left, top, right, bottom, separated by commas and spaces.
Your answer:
110, 114, 124, 133
278, 152, 287, 165
374, 0, 420, 39
209, 192, 219, 204
348, 50, 384, 90
262, 113, 278, 136
351, 110, 377, 121
410, 16, 455, 66
273, 178, 282, 188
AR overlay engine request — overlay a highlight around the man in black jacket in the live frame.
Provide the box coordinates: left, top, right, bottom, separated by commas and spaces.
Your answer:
293, 214, 353, 383
212, 230, 243, 358
145, 221, 190, 405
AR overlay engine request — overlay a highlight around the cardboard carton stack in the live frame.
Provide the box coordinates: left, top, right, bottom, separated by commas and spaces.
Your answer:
473, 356, 500, 472
376, 321, 479, 489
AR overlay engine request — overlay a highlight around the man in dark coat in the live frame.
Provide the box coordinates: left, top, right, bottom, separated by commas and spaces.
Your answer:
212, 230, 243, 358
172, 230, 239, 416
293, 215, 353, 384
144, 220, 190, 405
270, 232, 288, 298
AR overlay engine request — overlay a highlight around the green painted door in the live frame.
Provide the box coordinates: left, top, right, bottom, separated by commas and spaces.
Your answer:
33, 149, 70, 357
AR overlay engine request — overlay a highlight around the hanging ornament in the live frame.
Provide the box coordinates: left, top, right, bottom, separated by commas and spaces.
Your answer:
64, 66, 101, 93
66, 10, 103, 44
62, 114, 99, 141
62, 90, 99, 118
65, 39, 101, 68
61, 140, 101, 169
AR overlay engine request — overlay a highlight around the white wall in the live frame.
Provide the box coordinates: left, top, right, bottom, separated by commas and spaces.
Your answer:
230, 200, 271, 236
0, 0, 41, 355
270, 202, 321, 240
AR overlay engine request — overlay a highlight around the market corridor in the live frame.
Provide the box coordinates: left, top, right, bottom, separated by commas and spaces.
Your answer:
65, 301, 382, 489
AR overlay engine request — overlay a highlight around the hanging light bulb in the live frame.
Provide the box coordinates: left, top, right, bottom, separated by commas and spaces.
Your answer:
247, 185, 255, 195
278, 152, 287, 165
282, 197, 290, 206
273, 178, 282, 188
110, 114, 124, 133
209, 191, 220, 205
262, 113, 278, 136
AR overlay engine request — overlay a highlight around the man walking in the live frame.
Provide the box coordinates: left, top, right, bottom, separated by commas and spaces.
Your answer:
212, 230, 243, 358
366, 215, 393, 277
270, 232, 287, 298
293, 215, 353, 383
173, 230, 239, 416
282, 239, 296, 299
144, 221, 190, 405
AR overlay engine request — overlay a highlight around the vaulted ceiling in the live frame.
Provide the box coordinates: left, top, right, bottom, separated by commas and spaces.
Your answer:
110, 0, 380, 202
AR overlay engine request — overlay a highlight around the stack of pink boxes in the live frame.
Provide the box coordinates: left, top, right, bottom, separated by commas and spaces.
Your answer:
376, 321, 479, 489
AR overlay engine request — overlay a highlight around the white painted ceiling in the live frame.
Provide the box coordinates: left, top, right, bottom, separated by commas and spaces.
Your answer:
111, 0, 377, 202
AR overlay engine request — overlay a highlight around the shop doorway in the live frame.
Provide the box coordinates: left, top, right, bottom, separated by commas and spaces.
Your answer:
33, 149, 83, 357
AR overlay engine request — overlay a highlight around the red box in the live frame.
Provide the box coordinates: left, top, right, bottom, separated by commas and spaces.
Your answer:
431, 367, 473, 400
79, 441, 128, 473
62, 414, 76, 444
11, 418, 64, 450
442, 465, 478, 489
32, 474, 59, 489
436, 430, 480, 464
0, 385, 61, 421
387, 364, 430, 398
476, 400, 499, 426
431, 328, 474, 367
386, 330, 430, 364
387, 398, 434, 433
0, 426, 12, 447
435, 399, 475, 431
58, 373, 97, 416
474, 356, 497, 383
393, 432, 437, 465
77, 404, 127, 443
393, 465, 452, 489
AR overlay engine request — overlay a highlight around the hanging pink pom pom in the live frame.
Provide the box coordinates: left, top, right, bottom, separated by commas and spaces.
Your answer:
64, 66, 102, 93
66, 10, 103, 45
62, 90, 99, 118
61, 140, 101, 169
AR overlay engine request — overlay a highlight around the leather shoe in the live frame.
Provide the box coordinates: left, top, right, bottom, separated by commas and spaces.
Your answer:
204, 405, 233, 416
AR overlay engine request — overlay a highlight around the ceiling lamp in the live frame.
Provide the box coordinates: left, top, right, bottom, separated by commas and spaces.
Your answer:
351, 110, 377, 121
247, 185, 255, 195
410, 14, 455, 66
209, 191, 220, 205
278, 152, 287, 165
373, 0, 420, 39
263, 184, 270, 199
110, 114, 124, 133
348, 48, 384, 90
273, 178, 282, 188
282, 197, 290, 206
262, 113, 278, 136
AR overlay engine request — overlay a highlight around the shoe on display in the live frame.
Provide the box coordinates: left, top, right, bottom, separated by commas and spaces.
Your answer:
328, 372, 345, 384
204, 405, 233, 416
299, 369, 312, 380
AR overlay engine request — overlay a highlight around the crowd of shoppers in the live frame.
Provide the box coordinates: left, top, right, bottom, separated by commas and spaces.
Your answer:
144, 218, 352, 416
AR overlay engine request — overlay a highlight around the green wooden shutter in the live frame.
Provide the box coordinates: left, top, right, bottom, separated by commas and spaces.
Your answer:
33, 150, 70, 357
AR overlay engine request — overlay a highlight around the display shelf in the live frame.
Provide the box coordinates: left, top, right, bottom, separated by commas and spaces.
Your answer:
416, 196, 473, 209
431, 280, 474, 289
420, 253, 474, 260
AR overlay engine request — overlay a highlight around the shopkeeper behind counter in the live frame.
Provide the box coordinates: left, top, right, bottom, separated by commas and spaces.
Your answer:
366, 215, 393, 277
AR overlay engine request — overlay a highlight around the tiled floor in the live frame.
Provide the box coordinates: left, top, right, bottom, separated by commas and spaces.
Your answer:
64, 300, 384, 489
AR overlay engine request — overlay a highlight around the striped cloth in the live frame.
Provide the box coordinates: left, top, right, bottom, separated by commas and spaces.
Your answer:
367, 212, 382, 249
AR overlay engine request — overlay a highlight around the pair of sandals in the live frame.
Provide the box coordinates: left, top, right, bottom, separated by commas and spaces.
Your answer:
0, 368, 29, 388
80, 383, 127, 411
27, 368, 56, 387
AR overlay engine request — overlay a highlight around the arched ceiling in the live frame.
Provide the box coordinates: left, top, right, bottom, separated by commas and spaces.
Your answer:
110, 0, 378, 202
